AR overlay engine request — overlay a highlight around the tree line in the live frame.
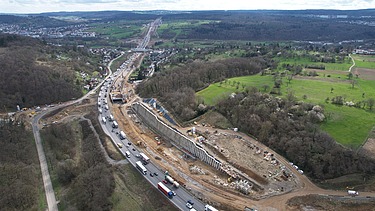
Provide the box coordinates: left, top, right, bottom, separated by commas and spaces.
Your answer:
136, 57, 268, 121
0, 121, 42, 210
161, 12, 375, 41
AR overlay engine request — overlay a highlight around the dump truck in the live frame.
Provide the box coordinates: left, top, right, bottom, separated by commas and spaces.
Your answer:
158, 182, 173, 198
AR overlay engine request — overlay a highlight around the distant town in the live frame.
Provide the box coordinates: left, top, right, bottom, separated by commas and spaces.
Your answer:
0, 23, 95, 38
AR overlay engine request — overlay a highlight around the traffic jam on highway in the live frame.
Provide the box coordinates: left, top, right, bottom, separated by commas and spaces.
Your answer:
97, 66, 217, 211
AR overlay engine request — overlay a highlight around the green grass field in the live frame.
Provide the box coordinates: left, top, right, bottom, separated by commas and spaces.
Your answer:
158, 20, 211, 39
197, 74, 375, 147
88, 23, 142, 39
352, 54, 375, 69
277, 57, 352, 71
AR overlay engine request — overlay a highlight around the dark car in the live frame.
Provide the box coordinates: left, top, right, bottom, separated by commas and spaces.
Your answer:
150, 173, 154, 177
153, 172, 158, 176
132, 148, 136, 151
187, 200, 194, 205
162, 180, 168, 184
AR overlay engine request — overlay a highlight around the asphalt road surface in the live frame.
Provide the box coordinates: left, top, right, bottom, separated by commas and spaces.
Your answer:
32, 112, 58, 211
99, 67, 207, 211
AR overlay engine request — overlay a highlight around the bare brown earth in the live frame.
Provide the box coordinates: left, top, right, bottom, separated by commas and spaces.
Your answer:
287, 194, 375, 211
360, 138, 375, 160
356, 68, 375, 81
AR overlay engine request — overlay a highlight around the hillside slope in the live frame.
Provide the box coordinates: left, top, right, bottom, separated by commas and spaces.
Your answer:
0, 34, 99, 111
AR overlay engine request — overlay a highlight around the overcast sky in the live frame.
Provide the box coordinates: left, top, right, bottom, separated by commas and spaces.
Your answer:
2, 0, 375, 14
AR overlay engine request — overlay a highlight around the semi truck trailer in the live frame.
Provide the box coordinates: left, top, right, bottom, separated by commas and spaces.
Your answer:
157, 182, 173, 198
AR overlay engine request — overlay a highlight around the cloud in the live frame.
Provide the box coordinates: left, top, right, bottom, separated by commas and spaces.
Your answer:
3, 0, 375, 13
57, 0, 120, 3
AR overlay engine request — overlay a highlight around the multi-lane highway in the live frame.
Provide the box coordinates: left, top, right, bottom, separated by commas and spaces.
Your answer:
98, 67, 207, 211
96, 17, 209, 211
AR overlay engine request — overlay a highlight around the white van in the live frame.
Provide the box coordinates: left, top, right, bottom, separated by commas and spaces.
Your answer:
125, 151, 130, 158
119, 131, 126, 140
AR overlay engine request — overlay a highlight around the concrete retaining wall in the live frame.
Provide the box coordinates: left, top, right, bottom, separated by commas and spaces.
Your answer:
132, 102, 222, 169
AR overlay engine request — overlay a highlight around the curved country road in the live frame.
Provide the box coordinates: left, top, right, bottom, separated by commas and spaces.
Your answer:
32, 112, 58, 211
348, 53, 356, 72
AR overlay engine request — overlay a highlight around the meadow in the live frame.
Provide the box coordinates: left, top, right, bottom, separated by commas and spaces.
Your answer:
157, 20, 211, 39
352, 54, 375, 69
88, 22, 143, 39
277, 56, 353, 71
197, 73, 375, 148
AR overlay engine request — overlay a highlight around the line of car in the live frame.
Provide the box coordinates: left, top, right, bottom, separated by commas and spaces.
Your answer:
99, 53, 204, 211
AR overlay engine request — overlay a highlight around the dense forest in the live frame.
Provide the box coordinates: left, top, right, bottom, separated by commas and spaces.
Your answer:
0, 14, 71, 28
137, 57, 268, 120
42, 118, 114, 210
0, 34, 99, 111
161, 11, 375, 41
0, 121, 43, 210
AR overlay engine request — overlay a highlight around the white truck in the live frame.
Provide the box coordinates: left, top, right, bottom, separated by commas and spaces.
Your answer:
348, 190, 359, 196
136, 161, 147, 175
139, 152, 150, 163
119, 131, 126, 140
112, 121, 118, 128
205, 204, 218, 211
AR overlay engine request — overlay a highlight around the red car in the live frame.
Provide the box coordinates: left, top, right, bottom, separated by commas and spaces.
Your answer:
162, 180, 168, 184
